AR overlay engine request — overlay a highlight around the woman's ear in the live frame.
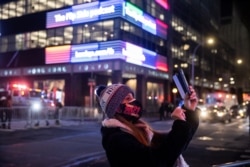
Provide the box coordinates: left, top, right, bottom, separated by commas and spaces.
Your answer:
95, 85, 106, 97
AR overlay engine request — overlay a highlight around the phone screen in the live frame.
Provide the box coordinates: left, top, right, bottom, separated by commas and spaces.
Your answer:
173, 69, 190, 99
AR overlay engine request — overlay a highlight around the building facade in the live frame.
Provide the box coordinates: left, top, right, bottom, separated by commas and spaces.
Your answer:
170, 0, 237, 100
0, 0, 171, 111
170, 0, 250, 103
0, 0, 246, 110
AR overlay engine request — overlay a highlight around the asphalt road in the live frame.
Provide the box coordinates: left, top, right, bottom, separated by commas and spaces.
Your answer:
81, 118, 250, 167
0, 118, 249, 167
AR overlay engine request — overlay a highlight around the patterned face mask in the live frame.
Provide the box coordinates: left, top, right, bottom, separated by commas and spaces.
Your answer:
117, 99, 143, 122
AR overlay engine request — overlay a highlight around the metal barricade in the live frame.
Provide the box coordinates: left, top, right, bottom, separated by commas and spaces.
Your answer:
0, 106, 102, 129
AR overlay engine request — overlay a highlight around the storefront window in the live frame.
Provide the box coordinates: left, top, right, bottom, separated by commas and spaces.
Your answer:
146, 82, 164, 112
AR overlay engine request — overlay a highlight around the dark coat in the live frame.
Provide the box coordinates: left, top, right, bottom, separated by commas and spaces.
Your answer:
101, 106, 199, 167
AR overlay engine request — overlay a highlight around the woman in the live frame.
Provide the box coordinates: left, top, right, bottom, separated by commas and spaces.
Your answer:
95, 84, 199, 167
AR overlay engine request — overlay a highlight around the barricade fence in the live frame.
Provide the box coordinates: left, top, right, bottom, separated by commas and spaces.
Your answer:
0, 106, 104, 129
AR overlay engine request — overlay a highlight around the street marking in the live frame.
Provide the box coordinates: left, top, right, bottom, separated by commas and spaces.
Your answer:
206, 146, 242, 152
240, 154, 250, 159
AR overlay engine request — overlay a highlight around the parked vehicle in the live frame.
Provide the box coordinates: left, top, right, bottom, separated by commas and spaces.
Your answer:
197, 104, 209, 122
199, 105, 232, 123
229, 104, 247, 119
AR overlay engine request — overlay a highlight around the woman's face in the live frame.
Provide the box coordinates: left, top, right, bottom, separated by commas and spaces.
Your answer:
117, 93, 142, 122
121, 93, 134, 104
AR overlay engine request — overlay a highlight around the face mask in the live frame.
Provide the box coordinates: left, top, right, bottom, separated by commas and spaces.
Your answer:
117, 99, 143, 122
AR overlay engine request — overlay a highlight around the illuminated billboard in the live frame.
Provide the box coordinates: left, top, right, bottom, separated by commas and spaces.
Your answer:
155, 0, 169, 10
46, 0, 168, 39
46, 40, 168, 72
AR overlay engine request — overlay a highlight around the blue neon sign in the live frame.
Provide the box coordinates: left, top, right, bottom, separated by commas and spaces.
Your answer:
46, 40, 168, 72
46, 0, 167, 39
47, 1, 121, 28
70, 41, 157, 68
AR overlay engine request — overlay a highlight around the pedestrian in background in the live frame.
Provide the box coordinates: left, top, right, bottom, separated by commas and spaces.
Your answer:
166, 102, 175, 118
95, 84, 199, 167
34, 98, 50, 127
0, 96, 6, 128
158, 102, 167, 121
0, 96, 7, 128
5, 95, 12, 129
0, 95, 12, 129
54, 99, 63, 125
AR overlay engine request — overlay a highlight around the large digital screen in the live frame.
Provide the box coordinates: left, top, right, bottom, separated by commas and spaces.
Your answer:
155, 0, 169, 10
46, 1, 121, 28
46, 0, 167, 39
46, 40, 168, 72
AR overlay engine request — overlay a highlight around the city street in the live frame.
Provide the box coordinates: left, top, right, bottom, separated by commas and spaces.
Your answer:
85, 118, 250, 167
1, 1, 250, 166
0, 117, 249, 167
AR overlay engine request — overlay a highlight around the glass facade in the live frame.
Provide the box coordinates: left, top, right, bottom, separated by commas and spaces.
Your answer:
0, 0, 168, 55
0, 0, 240, 106
0, 0, 170, 108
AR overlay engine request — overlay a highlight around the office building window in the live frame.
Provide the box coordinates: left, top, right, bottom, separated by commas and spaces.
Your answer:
0, 17, 166, 55
129, 0, 143, 9
47, 27, 64, 46
37, 31, 47, 47
0, 1, 24, 19
0, 0, 74, 20
14, 34, 24, 50
0, 37, 8, 52
28, 31, 47, 48
73, 20, 114, 44
64, 27, 73, 44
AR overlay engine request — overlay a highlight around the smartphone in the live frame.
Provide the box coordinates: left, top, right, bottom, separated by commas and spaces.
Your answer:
172, 68, 191, 99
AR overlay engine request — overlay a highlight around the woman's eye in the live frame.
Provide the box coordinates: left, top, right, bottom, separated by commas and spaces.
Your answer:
122, 93, 133, 103
125, 97, 131, 101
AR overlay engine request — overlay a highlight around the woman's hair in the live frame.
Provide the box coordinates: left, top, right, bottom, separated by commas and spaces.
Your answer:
114, 114, 152, 146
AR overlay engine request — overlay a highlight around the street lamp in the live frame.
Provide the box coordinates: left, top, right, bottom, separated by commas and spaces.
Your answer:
237, 58, 242, 65
191, 37, 215, 86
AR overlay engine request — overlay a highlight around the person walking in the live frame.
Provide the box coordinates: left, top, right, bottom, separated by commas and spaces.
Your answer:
95, 83, 199, 167
54, 99, 63, 125
158, 102, 166, 120
34, 98, 50, 127
0, 96, 7, 129
5, 95, 12, 129
0, 95, 12, 129
166, 102, 175, 118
